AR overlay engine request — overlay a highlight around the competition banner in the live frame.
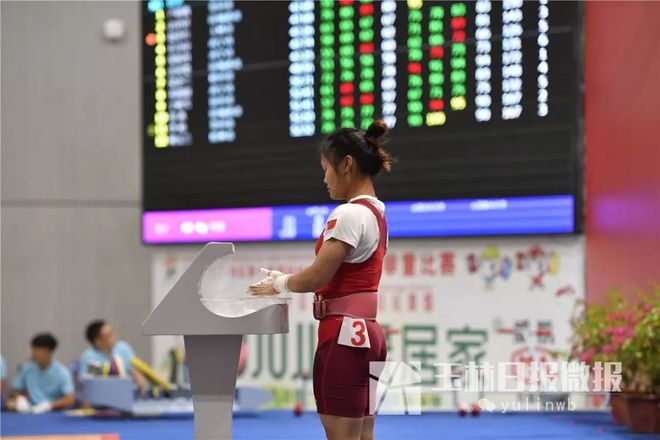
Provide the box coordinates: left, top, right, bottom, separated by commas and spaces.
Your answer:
151, 236, 584, 410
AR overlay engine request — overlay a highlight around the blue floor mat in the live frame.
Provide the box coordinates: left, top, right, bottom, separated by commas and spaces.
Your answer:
1, 410, 657, 439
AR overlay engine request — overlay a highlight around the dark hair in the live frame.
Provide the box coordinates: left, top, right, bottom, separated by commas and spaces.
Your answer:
86, 320, 106, 344
31, 333, 58, 351
319, 120, 396, 176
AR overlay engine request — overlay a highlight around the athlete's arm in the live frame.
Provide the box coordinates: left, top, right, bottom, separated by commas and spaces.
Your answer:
248, 238, 351, 296
287, 238, 351, 292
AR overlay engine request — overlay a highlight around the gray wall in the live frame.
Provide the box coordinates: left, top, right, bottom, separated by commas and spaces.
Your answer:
1, 1, 151, 379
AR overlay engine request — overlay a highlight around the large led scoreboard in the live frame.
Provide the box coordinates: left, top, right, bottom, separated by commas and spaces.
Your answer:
142, 0, 582, 244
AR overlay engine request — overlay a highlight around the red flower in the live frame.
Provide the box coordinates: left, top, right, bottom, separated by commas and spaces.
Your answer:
581, 347, 596, 363
612, 335, 627, 346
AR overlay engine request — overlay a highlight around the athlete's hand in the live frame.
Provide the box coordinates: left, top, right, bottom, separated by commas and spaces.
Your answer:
258, 268, 286, 278
248, 268, 290, 296
248, 281, 278, 296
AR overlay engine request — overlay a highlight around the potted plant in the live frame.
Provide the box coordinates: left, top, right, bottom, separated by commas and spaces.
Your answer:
619, 297, 660, 434
569, 289, 647, 424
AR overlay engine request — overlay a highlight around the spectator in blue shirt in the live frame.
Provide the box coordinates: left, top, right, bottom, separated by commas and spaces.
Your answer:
6, 333, 75, 413
79, 320, 147, 394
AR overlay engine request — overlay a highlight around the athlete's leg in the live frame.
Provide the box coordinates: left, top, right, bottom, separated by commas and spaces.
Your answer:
314, 319, 387, 440
320, 413, 364, 440
360, 320, 387, 440
314, 338, 371, 417
359, 415, 376, 440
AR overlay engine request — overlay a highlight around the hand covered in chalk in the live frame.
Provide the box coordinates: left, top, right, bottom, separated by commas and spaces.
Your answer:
259, 268, 287, 278
31, 400, 53, 414
248, 268, 291, 296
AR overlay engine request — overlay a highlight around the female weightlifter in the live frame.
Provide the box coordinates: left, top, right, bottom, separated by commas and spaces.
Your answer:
249, 120, 395, 440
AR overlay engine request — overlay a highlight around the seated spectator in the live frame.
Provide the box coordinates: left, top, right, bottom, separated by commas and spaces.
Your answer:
6, 333, 74, 413
79, 320, 147, 394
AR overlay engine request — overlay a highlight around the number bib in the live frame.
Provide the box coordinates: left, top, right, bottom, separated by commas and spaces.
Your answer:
337, 317, 371, 348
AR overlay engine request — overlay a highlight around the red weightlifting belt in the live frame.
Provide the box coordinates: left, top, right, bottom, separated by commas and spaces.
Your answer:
313, 292, 378, 320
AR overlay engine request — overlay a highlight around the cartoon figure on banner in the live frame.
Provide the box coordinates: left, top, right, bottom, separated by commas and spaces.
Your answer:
467, 246, 512, 290
516, 245, 559, 290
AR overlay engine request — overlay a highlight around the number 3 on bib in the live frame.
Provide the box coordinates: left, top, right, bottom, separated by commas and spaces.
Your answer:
338, 317, 371, 348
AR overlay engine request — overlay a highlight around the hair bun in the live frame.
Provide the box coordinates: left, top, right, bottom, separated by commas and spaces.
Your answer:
365, 119, 389, 141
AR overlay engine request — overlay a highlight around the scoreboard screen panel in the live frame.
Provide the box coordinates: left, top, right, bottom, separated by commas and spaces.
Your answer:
142, 0, 582, 243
